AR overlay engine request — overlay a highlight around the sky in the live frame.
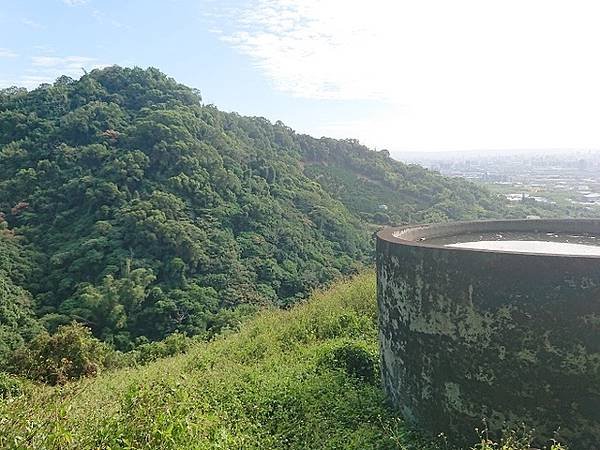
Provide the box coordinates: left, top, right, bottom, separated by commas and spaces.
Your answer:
2, 0, 600, 154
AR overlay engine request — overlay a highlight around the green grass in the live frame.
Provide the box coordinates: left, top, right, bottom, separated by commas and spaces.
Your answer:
0, 273, 566, 449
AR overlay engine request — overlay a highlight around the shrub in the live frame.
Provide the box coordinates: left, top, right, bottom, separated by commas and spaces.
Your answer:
317, 339, 378, 383
9, 323, 111, 385
135, 332, 195, 364
0, 372, 23, 399
471, 425, 568, 450
373, 212, 390, 224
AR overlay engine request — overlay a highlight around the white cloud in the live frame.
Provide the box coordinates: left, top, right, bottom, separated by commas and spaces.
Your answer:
19, 75, 56, 88
32, 45, 55, 53
22, 18, 44, 29
218, 0, 382, 100
31, 55, 95, 68
91, 9, 126, 29
211, 0, 600, 151
0, 48, 17, 58
0, 55, 109, 90
62, 0, 89, 6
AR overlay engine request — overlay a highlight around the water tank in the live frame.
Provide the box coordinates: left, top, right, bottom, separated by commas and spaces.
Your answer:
376, 219, 600, 448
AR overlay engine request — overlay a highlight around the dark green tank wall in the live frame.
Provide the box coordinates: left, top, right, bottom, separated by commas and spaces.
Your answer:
376, 220, 600, 449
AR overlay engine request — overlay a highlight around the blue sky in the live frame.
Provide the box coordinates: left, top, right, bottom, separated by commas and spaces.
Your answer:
0, 0, 384, 149
2, 0, 600, 153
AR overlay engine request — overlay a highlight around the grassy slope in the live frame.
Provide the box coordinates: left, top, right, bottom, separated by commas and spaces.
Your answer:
0, 274, 564, 450
1, 273, 422, 449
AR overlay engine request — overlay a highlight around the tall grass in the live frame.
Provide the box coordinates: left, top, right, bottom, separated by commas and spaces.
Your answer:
0, 273, 567, 449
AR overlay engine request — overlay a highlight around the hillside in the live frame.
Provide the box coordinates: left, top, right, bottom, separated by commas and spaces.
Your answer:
0, 66, 527, 351
0, 273, 567, 450
302, 140, 503, 225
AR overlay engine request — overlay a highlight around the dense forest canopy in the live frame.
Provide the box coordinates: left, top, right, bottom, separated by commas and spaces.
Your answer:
0, 66, 541, 353
0, 229, 41, 363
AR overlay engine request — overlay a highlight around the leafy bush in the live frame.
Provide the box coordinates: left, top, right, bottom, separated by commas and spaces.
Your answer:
317, 339, 378, 383
7, 325, 207, 384
134, 332, 194, 364
0, 372, 23, 399
472, 427, 568, 450
9, 323, 111, 385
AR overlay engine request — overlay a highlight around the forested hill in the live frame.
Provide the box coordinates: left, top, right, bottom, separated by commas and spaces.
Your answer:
0, 66, 518, 351
303, 138, 505, 225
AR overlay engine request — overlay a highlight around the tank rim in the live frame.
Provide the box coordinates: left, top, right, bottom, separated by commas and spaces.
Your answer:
377, 218, 600, 260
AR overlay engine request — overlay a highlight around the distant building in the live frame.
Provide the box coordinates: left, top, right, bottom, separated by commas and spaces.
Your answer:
505, 193, 526, 202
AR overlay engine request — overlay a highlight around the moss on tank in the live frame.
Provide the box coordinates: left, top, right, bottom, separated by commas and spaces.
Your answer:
377, 219, 600, 449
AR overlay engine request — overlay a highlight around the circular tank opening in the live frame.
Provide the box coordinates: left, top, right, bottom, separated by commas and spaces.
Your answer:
386, 218, 600, 257
427, 230, 600, 255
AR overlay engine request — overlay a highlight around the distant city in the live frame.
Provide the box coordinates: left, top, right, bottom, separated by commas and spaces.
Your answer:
397, 150, 600, 213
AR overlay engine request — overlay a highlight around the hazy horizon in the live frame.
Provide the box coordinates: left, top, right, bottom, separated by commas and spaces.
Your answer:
393, 147, 600, 158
